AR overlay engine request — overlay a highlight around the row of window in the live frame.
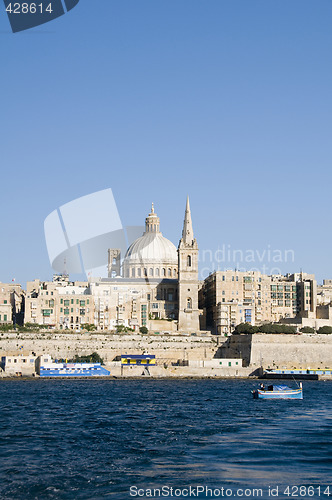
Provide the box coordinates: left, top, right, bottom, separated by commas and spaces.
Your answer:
222, 276, 262, 283
272, 300, 296, 307
59, 317, 86, 324
271, 285, 297, 292
139, 303, 177, 311
271, 293, 296, 299
61, 308, 88, 315
6, 358, 35, 363
127, 267, 178, 278
60, 299, 89, 306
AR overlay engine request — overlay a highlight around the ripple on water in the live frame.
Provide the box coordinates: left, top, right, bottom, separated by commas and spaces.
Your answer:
0, 379, 332, 499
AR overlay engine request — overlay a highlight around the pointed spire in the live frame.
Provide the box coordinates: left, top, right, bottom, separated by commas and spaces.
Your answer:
151, 202, 154, 214
182, 196, 194, 244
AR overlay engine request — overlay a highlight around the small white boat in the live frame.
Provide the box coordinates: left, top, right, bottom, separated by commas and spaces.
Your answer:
252, 383, 303, 400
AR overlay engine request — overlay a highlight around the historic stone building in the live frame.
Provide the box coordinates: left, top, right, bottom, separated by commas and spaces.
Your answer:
0, 282, 25, 326
177, 197, 200, 331
92, 197, 201, 332
25, 275, 94, 330
23, 198, 202, 333
122, 203, 178, 281
200, 270, 317, 334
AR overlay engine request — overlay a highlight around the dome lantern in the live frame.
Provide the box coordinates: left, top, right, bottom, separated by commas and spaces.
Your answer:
145, 202, 160, 234
122, 203, 178, 279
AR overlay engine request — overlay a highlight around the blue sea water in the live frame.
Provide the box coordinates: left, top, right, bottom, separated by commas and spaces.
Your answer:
0, 379, 331, 499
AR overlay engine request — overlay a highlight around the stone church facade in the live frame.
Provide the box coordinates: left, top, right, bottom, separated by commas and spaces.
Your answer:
89, 197, 201, 332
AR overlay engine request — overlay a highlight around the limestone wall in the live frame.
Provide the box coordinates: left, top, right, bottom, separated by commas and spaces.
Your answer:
0, 332, 218, 364
2, 331, 331, 376
243, 333, 332, 369
212, 333, 332, 370
105, 364, 253, 378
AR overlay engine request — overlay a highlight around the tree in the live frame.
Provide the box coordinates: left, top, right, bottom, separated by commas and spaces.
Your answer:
116, 324, 134, 333
317, 326, 332, 335
0, 323, 14, 332
81, 323, 96, 332
72, 352, 104, 364
233, 323, 258, 334
139, 326, 148, 334
258, 323, 296, 334
299, 326, 315, 333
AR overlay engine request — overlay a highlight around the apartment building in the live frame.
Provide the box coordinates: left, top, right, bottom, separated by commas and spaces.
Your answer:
0, 282, 25, 325
25, 275, 94, 330
89, 277, 178, 331
317, 279, 332, 306
200, 270, 316, 334
24, 274, 178, 332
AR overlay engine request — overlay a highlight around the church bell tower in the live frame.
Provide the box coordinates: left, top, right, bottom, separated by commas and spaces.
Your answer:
177, 197, 200, 332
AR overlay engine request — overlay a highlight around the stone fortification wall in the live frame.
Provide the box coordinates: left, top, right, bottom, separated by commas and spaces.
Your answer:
0, 332, 219, 364
106, 363, 253, 378
223, 333, 332, 369
2, 331, 330, 375
214, 335, 252, 366
0, 332, 252, 377
250, 333, 332, 369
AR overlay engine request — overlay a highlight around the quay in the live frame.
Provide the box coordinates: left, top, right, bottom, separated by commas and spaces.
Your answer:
1, 331, 332, 379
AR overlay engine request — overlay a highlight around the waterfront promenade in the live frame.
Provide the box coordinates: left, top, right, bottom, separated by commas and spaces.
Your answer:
1, 332, 332, 378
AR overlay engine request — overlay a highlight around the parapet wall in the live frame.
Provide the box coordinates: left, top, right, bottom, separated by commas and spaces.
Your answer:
236, 333, 332, 369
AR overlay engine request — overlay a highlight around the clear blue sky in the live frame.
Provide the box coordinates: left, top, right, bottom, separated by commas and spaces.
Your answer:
1, 0, 331, 287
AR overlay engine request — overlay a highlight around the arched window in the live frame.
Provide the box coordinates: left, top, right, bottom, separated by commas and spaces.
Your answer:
155, 268, 159, 277
187, 255, 192, 267
168, 268, 171, 277
162, 268, 166, 276
131, 268, 135, 278
149, 268, 153, 277
137, 268, 141, 277
144, 268, 147, 277
187, 298, 192, 309
112, 257, 117, 265
173, 268, 177, 277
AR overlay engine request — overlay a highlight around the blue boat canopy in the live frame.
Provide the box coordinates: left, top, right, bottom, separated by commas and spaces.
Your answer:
273, 385, 292, 391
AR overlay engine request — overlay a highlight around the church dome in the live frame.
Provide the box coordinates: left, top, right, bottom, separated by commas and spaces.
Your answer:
123, 204, 178, 279
125, 232, 177, 264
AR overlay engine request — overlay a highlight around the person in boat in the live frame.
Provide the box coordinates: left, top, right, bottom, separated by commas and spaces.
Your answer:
259, 383, 266, 391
